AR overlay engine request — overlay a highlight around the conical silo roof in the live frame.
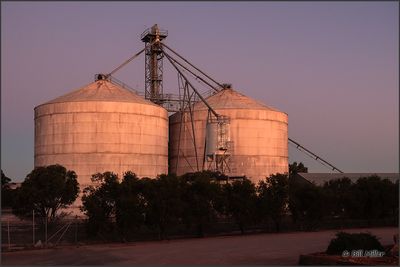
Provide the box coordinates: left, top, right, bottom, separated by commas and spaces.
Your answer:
194, 88, 282, 112
42, 80, 155, 106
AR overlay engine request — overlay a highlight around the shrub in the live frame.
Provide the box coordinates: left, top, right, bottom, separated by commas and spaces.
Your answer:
326, 232, 384, 255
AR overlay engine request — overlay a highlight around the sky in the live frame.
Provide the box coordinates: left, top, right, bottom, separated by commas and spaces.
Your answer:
1, 1, 398, 181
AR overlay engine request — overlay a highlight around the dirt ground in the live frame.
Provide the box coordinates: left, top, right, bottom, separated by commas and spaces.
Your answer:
1, 227, 398, 265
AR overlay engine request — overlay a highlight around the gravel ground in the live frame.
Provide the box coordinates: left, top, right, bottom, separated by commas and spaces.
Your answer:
1, 227, 397, 265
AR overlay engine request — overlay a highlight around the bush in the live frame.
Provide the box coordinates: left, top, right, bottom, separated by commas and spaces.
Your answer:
326, 232, 384, 255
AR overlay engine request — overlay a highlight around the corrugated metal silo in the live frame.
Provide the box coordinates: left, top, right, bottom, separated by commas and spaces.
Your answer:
34, 79, 168, 211
169, 88, 288, 184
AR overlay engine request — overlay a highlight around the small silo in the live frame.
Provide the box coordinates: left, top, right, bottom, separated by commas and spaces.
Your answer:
34, 77, 168, 211
169, 87, 288, 184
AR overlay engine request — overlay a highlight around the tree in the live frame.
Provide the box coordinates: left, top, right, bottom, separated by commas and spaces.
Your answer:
257, 174, 289, 232
140, 174, 184, 240
388, 180, 399, 218
12, 164, 79, 224
348, 175, 398, 224
181, 171, 221, 237
81, 171, 120, 237
115, 171, 146, 241
289, 162, 308, 176
221, 179, 257, 234
322, 177, 353, 219
1, 170, 13, 208
288, 181, 325, 230
379, 178, 398, 219
1, 169, 11, 187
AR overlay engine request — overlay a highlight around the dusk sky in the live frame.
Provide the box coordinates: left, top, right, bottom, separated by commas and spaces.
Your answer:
1, 2, 398, 181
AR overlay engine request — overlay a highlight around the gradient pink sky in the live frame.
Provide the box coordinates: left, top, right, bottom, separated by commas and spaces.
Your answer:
1, 2, 398, 181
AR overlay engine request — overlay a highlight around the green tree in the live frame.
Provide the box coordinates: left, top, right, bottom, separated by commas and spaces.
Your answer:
288, 181, 325, 230
140, 174, 184, 240
1, 170, 13, 208
221, 179, 257, 234
12, 164, 79, 224
289, 162, 308, 176
322, 177, 353, 218
1, 170, 11, 186
181, 171, 221, 237
348, 175, 398, 224
115, 171, 146, 241
379, 178, 399, 219
257, 174, 289, 232
81, 172, 120, 237
388, 180, 399, 218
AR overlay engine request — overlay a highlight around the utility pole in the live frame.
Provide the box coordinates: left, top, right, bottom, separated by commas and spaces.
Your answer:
7, 220, 11, 250
75, 215, 78, 246
45, 217, 48, 247
32, 210, 35, 246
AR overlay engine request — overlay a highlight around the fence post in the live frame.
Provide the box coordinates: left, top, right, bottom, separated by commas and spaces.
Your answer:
75, 215, 78, 245
45, 217, 48, 247
32, 210, 35, 246
7, 220, 11, 250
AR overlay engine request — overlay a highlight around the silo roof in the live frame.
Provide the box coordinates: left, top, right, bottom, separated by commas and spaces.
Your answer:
42, 80, 157, 106
194, 88, 283, 112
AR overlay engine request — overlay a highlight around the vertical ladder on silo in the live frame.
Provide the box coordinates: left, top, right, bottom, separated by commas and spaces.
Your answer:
225, 140, 237, 174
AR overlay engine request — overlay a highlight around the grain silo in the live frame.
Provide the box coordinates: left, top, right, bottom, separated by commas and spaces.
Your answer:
34, 77, 168, 211
169, 87, 288, 184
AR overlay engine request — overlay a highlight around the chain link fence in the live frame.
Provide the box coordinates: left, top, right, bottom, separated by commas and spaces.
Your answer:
2, 209, 397, 251
1, 210, 87, 250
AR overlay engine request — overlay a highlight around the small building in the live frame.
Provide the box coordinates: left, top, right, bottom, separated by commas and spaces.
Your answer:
292, 172, 399, 186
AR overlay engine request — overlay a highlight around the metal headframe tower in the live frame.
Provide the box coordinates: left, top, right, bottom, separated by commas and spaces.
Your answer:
141, 24, 168, 104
